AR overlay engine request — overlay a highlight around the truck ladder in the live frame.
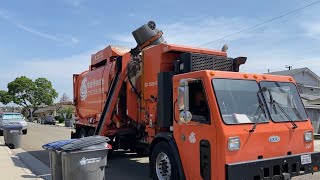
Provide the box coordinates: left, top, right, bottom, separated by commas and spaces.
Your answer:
94, 57, 126, 136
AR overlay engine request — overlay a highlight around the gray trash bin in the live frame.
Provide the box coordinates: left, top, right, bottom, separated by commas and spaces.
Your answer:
62, 148, 108, 180
45, 136, 110, 180
64, 119, 72, 127
3, 124, 22, 149
49, 150, 63, 180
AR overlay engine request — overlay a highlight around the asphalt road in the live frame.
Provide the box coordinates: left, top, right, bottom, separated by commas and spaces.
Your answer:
21, 122, 320, 180
21, 123, 151, 180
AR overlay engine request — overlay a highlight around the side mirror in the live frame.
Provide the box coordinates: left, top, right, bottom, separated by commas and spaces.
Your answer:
178, 79, 192, 123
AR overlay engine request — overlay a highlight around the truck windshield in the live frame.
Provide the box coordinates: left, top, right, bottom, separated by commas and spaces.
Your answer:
212, 79, 269, 124
260, 81, 307, 122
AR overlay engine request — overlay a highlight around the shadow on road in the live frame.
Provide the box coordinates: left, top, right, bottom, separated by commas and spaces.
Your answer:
27, 150, 50, 166
17, 147, 151, 180
11, 156, 26, 168
15, 150, 51, 180
106, 151, 151, 180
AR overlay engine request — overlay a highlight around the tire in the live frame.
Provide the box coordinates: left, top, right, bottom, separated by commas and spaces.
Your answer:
78, 128, 87, 138
150, 141, 180, 180
87, 129, 95, 136
22, 129, 27, 135
0, 130, 3, 136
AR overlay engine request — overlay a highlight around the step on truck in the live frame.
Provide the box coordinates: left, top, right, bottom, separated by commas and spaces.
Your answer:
72, 21, 320, 180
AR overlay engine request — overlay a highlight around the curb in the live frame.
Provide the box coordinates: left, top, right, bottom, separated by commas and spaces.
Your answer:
0, 137, 51, 180
11, 148, 51, 180
2, 142, 37, 178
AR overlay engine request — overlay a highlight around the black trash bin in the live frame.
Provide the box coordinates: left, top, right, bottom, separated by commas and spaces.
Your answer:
44, 136, 110, 180
3, 124, 22, 149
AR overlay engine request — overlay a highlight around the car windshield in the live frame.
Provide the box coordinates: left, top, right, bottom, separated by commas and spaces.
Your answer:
212, 79, 269, 124
2, 114, 23, 120
260, 81, 307, 122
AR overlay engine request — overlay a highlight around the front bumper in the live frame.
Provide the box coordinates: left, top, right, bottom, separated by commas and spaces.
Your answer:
226, 152, 320, 180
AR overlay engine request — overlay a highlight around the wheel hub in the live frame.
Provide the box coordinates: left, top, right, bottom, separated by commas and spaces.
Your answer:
155, 152, 171, 180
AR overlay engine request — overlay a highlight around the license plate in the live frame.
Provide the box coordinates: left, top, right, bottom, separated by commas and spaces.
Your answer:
301, 154, 312, 165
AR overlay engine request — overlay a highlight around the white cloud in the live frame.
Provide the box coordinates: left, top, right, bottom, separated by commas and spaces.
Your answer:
110, 17, 256, 49
0, 46, 104, 101
65, 0, 85, 7
0, 9, 79, 44
109, 15, 320, 76
300, 22, 320, 39
71, 37, 80, 44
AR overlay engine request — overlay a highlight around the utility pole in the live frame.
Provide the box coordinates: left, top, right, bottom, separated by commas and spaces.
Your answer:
285, 65, 292, 70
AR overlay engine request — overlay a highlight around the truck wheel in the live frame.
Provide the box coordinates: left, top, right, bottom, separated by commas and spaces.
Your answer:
78, 128, 86, 138
87, 129, 95, 136
150, 141, 180, 180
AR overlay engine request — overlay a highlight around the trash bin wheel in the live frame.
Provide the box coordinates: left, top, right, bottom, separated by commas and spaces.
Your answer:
87, 129, 95, 136
22, 129, 27, 135
8, 144, 14, 149
78, 128, 86, 138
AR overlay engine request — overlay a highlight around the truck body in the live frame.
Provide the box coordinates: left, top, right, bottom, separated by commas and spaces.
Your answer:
73, 21, 320, 179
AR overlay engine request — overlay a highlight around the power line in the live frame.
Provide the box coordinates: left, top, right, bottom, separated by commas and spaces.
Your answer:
198, 0, 320, 47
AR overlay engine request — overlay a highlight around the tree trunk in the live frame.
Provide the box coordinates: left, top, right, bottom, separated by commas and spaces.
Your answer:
27, 108, 32, 121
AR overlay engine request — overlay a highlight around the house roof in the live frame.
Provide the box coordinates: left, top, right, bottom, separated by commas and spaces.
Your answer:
300, 94, 320, 101
302, 98, 320, 109
268, 67, 320, 80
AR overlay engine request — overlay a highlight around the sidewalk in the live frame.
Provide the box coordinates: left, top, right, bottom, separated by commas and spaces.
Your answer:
0, 139, 39, 180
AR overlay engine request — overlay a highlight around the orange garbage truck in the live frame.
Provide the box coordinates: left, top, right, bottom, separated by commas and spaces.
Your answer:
73, 21, 320, 179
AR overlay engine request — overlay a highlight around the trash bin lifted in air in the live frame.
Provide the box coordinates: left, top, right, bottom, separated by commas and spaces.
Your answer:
4, 124, 22, 149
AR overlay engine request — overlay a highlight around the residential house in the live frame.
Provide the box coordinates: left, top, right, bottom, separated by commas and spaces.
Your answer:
269, 67, 320, 133
34, 101, 74, 120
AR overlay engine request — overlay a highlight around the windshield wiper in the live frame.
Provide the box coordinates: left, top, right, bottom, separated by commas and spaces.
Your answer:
248, 92, 266, 133
264, 87, 298, 129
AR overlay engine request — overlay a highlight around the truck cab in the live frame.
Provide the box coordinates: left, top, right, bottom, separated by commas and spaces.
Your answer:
171, 70, 318, 180
73, 21, 320, 180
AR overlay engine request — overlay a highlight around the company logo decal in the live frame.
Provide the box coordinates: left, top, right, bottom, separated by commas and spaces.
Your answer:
269, 135, 280, 143
80, 77, 88, 101
79, 77, 105, 101
189, 132, 196, 144
79, 157, 101, 165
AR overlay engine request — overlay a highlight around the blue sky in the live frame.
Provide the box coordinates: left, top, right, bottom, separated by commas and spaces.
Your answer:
1, 0, 320, 102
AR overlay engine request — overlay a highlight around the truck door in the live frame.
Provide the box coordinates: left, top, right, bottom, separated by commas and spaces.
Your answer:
174, 78, 217, 180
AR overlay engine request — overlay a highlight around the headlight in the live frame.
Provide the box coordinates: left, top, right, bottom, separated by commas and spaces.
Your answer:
20, 121, 27, 126
304, 131, 313, 142
228, 137, 241, 151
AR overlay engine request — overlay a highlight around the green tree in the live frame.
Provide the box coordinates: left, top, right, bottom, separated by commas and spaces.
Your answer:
7, 76, 58, 118
59, 106, 74, 120
0, 90, 12, 104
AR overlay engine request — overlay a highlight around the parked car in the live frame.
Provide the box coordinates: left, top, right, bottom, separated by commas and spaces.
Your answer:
0, 112, 28, 135
41, 116, 56, 125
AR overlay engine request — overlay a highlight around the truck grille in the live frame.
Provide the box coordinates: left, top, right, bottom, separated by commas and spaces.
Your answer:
177, 53, 233, 74
191, 54, 233, 71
